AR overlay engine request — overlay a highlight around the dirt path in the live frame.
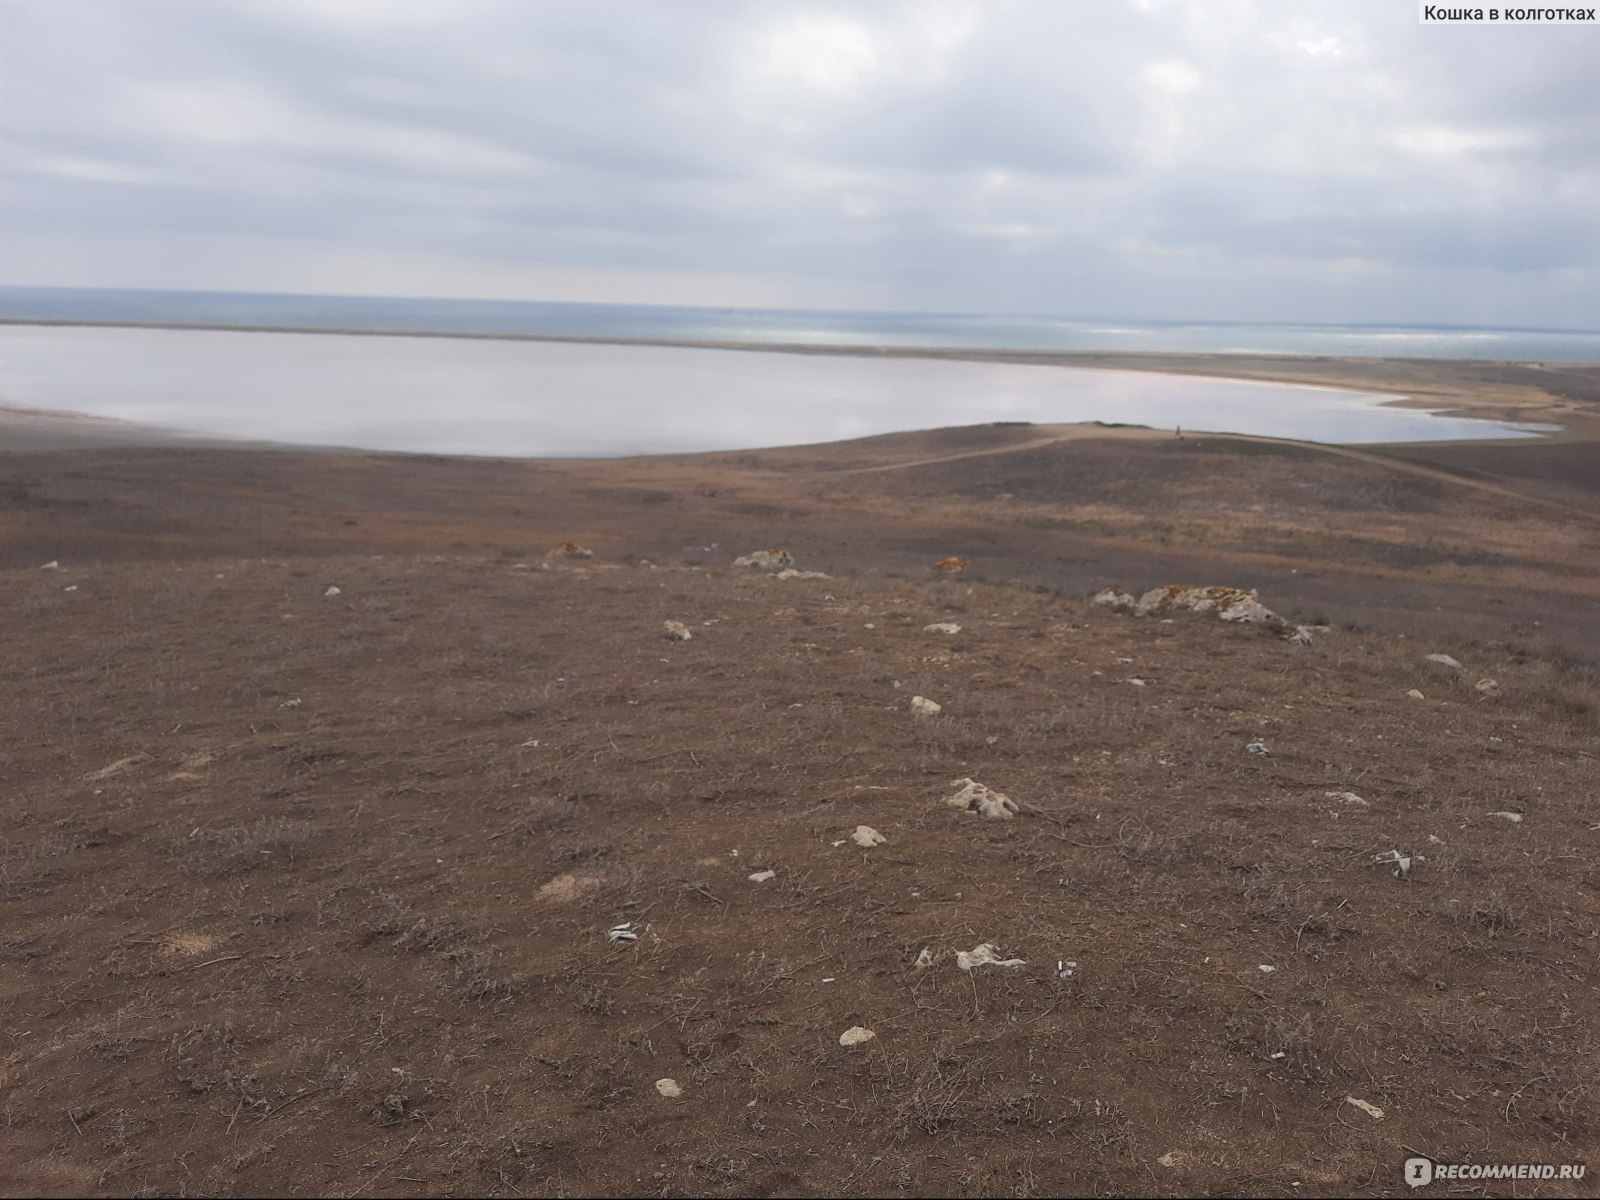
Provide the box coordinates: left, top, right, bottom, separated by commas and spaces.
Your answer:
818, 424, 1600, 524
1273, 437, 1600, 522
815, 430, 1133, 475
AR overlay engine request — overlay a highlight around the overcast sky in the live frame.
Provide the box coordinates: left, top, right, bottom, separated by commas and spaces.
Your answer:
1, 0, 1596, 326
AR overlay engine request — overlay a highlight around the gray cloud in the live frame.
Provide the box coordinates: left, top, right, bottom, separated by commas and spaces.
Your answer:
1, 0, 1595, 325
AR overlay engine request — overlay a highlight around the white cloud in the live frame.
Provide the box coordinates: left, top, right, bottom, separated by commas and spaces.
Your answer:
1295, 36, 1344, 57
1392, 125, 1529, 157
1142, 59, 1202, 94
761, 14, 880, 93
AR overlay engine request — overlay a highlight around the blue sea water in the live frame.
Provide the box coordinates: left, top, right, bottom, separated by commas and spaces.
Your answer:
3, 285, 1599, 363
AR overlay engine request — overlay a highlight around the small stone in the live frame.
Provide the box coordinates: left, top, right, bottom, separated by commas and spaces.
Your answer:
956, 943, 1026, 970
1258, 964, 1276, 973
1324, 791, 1368, 806
655, 1078, 683, 1098
324, 586, 342, 597
1486, 811, 1523, 823
838, 1026, 876, 1047
910, 695, 942, 717
1475, 678, 1500, 695
923, 622, 962, 635
852, 825, 887, 848
1407, 689, 1425, 700
1425, 653, 1463, 669
1372, 849, 1411, 877
663, 620, 693, 640
945, 777, 1019, 819
40, 560, 60, 570
1345, 1096, 1384, 1119
733, 548, 793, 570
748, 869, 776, 882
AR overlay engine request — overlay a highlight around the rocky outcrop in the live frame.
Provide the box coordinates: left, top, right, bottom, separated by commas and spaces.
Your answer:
1095, 584, 1312, 643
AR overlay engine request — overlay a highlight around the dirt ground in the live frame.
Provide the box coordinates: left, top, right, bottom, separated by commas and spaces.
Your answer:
2, 375, 1599, 1196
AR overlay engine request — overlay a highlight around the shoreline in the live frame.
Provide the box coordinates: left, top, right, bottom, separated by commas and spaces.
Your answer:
1, 318, 1596, 453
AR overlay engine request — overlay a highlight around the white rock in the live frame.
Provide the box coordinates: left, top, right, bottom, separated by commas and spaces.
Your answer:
324, 586, 342, 597
1486, 811, 1524, 823
655, 1078, 683, 1098
956, 943, 1026, 971
663, 620, 693, 640
1258, 964, 1276, 973
945, 777, 1019, 819
852, 825, 887, 848
1217, 596, 1277, 625
1372, 849, 1412, 877
923, 622, 962, 635
1123, 583, 1307, 642
1134, 587, 1174, 616
1245, 740, 1271, 756
775, 568, 830, 580
748, 869, 776, 882
914, 947, 935, 969
733, 548, 793, 570
1425, 653, 1463, 669
39, 560, 60, 570
1324, 791, 1368, 806
1345, 1096, 1384, 1119
838, 1026, 876, 1047
1475, 678, 1500, 695
1407, 689, 1426, 700
910, 695, 942, 717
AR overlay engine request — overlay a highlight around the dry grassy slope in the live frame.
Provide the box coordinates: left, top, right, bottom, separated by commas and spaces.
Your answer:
2, 554, 1596, 1198
3, 428, 1599, 670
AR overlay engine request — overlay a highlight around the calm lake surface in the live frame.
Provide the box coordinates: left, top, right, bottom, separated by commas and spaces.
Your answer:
0, 325, 1558, 457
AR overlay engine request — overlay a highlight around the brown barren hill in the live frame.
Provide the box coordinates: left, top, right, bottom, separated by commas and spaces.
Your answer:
2, 402, 1598, 1196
